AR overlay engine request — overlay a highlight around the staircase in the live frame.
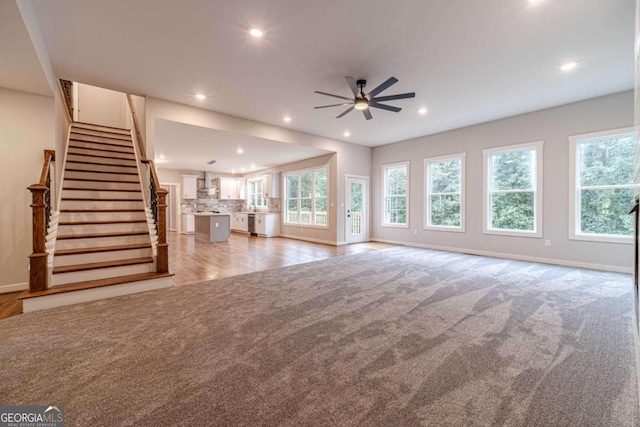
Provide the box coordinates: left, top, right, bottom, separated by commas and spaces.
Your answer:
21, 121, 173, 312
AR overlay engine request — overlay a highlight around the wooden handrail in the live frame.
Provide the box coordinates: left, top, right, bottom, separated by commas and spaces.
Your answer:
27, 149, 56, 292
140, 159, 168, 274
126, 94, 146, 159
141, 159, 161, 190
58, 79, 73, 124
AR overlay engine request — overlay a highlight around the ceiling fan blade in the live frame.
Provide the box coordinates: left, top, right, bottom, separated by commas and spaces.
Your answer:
366, 77, 398, 98
314, 91, 353, 101
363, 109, 373, 120
345, 76, 360, 97
336, 106, 355, 118
314, 102, 353, 109
371, 92, 415, 103
370, 102, 402, 113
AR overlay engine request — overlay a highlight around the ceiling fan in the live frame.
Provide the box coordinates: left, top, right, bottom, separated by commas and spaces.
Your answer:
314, 76, 415, 120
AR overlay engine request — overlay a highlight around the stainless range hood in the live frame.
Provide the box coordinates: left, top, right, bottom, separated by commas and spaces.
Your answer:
203, 171, 217, 196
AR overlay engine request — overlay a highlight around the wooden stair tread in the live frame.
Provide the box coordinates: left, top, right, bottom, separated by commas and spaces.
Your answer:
70, 130, 132, 141
61, 197, 143, 202
66, 160, 137, 168
66, 168, 138, 176
69, 142, 134, 153
61, 177, 140, 184
59, 219, 147, 225
19, 272, 173, 299
57, 231, 149, 240
55, 243, 152, 256
66, 150, 135, 161
52, 257, 154, 274
60, 208, 145, 213
73, 121, 131, 133
63, 187, 142, 193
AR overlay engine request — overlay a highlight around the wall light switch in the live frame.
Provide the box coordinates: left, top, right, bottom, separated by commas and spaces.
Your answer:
340, 202, 344, 208
215, 222, 219, 228
545, 240, 551, 247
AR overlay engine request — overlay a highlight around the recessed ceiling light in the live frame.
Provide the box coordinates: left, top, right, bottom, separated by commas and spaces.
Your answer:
251, 163, 256, 170
561, 62, 578, 72
418, 108, 428, 115
528, 0, 541, 4
241, 167, 246, 172
343, 131, 351, 137
237, 148, 244, 154
195, 94, 206, 100
249, 28, 263, 38
231, 168, 236, 174
283, 116, 292, 123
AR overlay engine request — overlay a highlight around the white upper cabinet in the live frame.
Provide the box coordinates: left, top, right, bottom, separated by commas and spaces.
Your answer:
261, 172, 280, 199
181, 175, 198, 200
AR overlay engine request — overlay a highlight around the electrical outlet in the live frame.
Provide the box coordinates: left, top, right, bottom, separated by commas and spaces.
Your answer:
545, 240, 551, 247
215, 222, 219, 228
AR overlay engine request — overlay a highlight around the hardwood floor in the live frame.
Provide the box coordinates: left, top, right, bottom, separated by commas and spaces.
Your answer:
0, 233, 394, 320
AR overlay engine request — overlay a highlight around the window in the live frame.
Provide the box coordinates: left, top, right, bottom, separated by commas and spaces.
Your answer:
424, 154, 465, 232
284, 167, 328, 226
382, 162, 409, 227
570, 128, 639, 243
247, 179, 266, 208
483, 141, 543, 237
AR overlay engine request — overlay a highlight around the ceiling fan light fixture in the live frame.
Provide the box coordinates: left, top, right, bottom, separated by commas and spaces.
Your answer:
354, 98, 369, 111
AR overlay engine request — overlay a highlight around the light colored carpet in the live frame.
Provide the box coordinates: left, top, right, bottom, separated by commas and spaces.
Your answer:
0, 247, 638, 426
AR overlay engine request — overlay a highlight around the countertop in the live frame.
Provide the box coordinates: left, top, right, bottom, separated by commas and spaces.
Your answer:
183, 212, 230, 216
237, 212, 280, 215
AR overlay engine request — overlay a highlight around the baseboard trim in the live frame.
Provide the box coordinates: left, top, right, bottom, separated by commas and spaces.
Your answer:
369, 238, 632, 274
0, 282, 28, 294
280, 234, 338, 247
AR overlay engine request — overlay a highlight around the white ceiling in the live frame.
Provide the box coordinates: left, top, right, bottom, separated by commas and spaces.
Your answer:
0, 0, 51, 96
154, 119, 333, 174
30, 0, 634, 147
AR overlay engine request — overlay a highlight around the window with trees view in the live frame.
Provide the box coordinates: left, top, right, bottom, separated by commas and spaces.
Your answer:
247, 179, 265, 208
284, 167, 328, 226
425, 154, 465, 232
382, 162, 409, 227
570, 128, 639, 242
483, 142, 543, 237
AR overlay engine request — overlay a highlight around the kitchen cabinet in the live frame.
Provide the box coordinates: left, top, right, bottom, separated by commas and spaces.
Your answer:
219, 177, 247, 200
261, 173, 280, 199
232, 213, 248, 233
255, 213, 280, 237
181, 214, 195, 234
181, 175, 198, 200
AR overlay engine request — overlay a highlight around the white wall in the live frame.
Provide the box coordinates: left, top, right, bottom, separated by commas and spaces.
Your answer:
77, 83, 127, 128
145, 97, 371, 244
0, 87, 54, 291
371, 91, 634, 272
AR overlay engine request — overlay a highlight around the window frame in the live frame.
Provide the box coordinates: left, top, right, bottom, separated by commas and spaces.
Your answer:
424, 153, 466, 233
381, 161, 410, 228
483, 141, 544, 238
283, 165, 329, 228
247, 178, 266, 208
569, 127, 638, 244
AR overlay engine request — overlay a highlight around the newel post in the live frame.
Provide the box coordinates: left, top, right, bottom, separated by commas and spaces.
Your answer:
156, 188, 169, 274
28, 184, 49, 292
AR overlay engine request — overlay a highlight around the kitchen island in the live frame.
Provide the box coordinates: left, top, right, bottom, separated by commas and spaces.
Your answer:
193, 213, 231, 242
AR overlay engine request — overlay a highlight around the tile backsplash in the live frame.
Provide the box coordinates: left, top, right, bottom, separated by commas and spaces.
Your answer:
182, 197, 281, 214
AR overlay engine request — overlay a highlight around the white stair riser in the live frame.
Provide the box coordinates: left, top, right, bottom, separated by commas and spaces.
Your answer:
59, 211, 147, 222
56, 234, 150, 250
70, 132, 132, 146
72, 123, 131, 135
54, 247, 153, 267
64, 170, 140, 183
65, 162, 137, 174
69, 141, 134, 153
22, 277, 173, 313
62, 189, 143, 200
58, 222, 149, 235
52, 262, 155, 286
63, 180, 141, 191
61, 200, 144, 210
66, 154, 137, 167
67, 148, 135, 160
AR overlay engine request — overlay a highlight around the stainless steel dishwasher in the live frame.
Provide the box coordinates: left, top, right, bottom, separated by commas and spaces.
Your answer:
247, 213, 256, 235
